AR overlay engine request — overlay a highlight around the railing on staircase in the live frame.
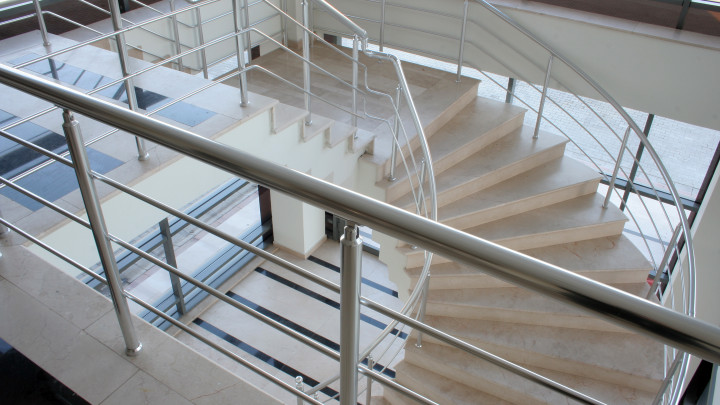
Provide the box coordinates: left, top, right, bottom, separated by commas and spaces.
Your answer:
3, 59, 720, 405
0, 0, 709, 403
311, 0, 699, 402
0, 0, 440, 402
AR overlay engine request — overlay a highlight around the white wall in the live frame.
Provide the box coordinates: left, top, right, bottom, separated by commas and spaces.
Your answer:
690, 167, 720, 328
124, 0, 286, 72
314, 0, 720, 132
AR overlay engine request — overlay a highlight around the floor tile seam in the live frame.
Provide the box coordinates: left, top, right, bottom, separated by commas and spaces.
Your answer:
0, 265, 117, 334
238, 266, 407, 336
188, 318, 345, 399
191, 314, 398, 392
0, 278, 140, 405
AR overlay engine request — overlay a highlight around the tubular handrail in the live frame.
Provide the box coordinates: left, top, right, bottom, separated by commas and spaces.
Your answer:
1, 64, 719, 366
311, 0, 367, 38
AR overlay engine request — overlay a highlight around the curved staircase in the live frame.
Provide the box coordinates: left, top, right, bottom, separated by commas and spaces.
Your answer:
378, 87, 665, 403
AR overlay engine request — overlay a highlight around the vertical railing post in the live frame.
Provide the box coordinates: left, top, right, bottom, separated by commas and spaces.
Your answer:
340, 223, 362, 405
647, 224, 682, 300
194, 7, 209, 79
456, 0, 469, 82
232, 0, 249, 106
168, 0, 185, 72
621, 113, 655, 211
242, 0, 251, 56
365, 355, 375, 405
0, 209, 9, 235
505, 77, 517, 104
388, 84, 401, 181
295, 376, 305, 405
414, 271, 430, 348
302, 0, 312, 125
603, 127, 632, 208
32, 0, 50, 47
533, 54, 553, 139
159, 218, 186, 315
281, 0, 288, 47
62, 109, 142, 356
380, 0, 386, 52
352, 35, 359, 132
108, 0, 149, 161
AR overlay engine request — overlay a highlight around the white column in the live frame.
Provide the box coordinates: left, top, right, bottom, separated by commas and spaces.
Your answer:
270, 190, 326, 257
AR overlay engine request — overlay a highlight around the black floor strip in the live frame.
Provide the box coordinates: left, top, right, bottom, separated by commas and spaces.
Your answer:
308, 255, 399, 298
193, 318, 340, 399
254, 267, 408, 340
225, 291, 396, 378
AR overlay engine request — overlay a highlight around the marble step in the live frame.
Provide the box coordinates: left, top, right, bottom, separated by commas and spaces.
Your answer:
386, 362, 512, 405
424, 282, 651, 333
407, 235, 652, 289
535, 367, 657, 404
420, 316, 664, 392
391, 127, 568, 208
365, 78, 480, 181
404, 193, 628, 267
402, 342, 574, 404
437, 156, 601, 229
378, 97, 526, 200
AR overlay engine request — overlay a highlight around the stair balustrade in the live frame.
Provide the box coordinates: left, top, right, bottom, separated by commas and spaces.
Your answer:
0, 0, 714, 403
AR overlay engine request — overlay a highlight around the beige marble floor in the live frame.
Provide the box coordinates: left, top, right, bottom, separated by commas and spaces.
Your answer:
177, 240, 405, 404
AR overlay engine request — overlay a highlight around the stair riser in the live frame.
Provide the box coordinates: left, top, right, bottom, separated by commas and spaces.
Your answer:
404, 220, 626, 267
424, 303, 629, 333
418, 334, 662, 393
442, 179, 599, 230
403, 349, 551, 405
408, 268, 654, 290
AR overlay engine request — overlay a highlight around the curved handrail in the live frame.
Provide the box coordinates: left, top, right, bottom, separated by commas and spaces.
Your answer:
466, 0, 696, 291
469, 1, 696, 399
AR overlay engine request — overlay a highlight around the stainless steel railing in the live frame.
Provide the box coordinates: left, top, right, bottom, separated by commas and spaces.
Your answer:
312, 0, 699, 401
2, 62, 720, 405
0, 1, 440, 401
0, 0, 709, 402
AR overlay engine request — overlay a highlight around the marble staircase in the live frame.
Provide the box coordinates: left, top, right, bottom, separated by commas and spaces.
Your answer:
373, 77, 664, 403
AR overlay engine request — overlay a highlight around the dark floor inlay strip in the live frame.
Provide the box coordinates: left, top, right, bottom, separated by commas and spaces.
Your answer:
192, 318, 340, 399
308, 255, 399, 298
225, 291, 396, 378
254, 267, 408, 340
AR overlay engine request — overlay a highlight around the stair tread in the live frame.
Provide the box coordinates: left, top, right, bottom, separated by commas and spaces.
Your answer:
407, 235, 652, 290
422, 316, 664, 382
438, 156, 601, 225
403, 342, 579, 404
427, 282, 650, 319
537, 367, 657, 404
412, 235, 650, 275
391, 126, 568, 207
464, 193, 627, 245
369, 78, 480, 166
387, 97, 526, 186
390, 362, 513, 405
